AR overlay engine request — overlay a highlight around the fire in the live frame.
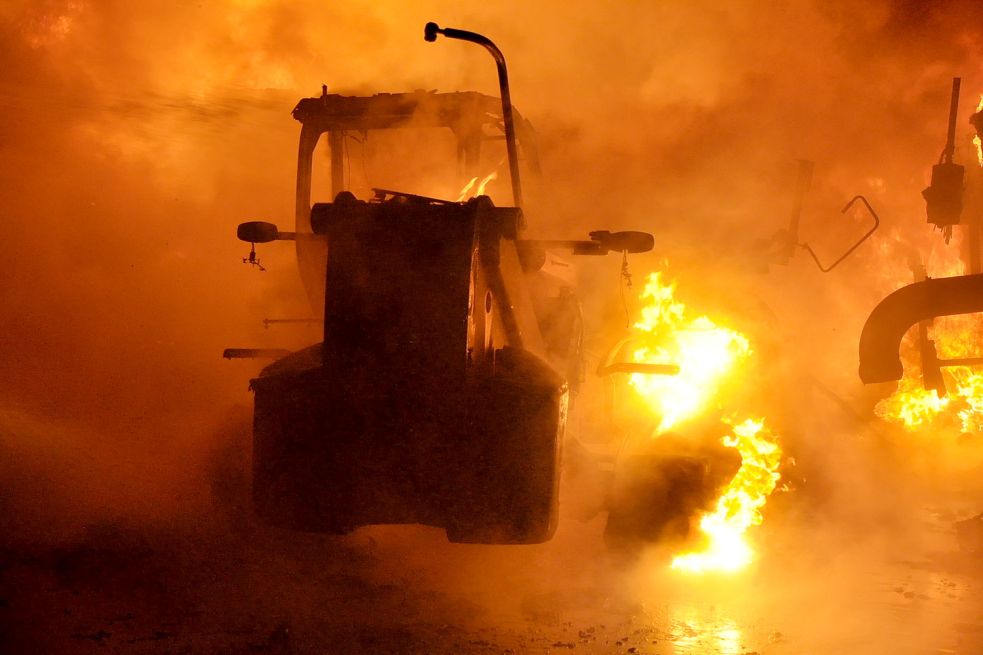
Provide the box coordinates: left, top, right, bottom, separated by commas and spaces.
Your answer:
874, 379, 949, 429
876, 363, 983, 434
671, 418, 782, 574
876, 351, 983, 434
456, 170, 498, 201
628, 272, 751, 434
627, 271, 782, 573
875, 247, 983, 433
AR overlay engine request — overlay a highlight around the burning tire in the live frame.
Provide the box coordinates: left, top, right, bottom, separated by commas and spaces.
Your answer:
603, 426, 741, 556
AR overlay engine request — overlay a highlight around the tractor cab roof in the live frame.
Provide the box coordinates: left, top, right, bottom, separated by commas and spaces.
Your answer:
293, 90, 518, 132
292, 90, 538, 173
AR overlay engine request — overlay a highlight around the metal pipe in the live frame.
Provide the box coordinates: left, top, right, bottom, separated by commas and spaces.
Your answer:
969, 217, 982, 274
944, 77, 961, 164
971, 106, 983, 273
223, 348, 291, 360
328, 131, 345, 197
425, 22, 524, 214
859, 273, 983, 383
597, 362, 680, 377
938, 356, 983, 367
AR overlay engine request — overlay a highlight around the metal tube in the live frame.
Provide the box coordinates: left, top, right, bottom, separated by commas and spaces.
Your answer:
425, 22, 524, 214
328, 131, 345, 197
938, 356, 983, 367
944, 77, 961, 164
969, 218, 981, 273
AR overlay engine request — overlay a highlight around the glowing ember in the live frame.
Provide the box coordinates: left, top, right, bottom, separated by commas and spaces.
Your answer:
628, 272, 751, 433
627, 271, 781, 573
671, 418, 782, 574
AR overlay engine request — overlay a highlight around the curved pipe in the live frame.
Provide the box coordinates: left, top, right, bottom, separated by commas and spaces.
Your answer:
425, 22, 524, 214
859, 273, 983, 383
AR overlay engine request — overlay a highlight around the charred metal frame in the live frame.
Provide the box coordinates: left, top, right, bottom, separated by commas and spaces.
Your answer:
289, 90, 541, 307
292, 90, 539, 228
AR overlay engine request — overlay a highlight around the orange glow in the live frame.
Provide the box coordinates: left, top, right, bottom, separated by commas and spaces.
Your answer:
874, 379, 950, 429
877, 364, 983, 434
456, 170, 498, 202
628, 272, 751, 434
670, 418, 782, 574
25, 1, 85, 48
974, 94, 983, 167
476, 170, 498, 196
627, 271, 781, 573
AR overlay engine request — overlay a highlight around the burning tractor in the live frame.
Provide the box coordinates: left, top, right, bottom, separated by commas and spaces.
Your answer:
228, 23, 653, 544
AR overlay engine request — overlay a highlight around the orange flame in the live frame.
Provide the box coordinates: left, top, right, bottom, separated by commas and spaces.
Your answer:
875, 247, 983, 433
671, 418, 782, 573
627, 272, 782, 573
876, 365, 983, 434
629, 273, 751, 434
455, 170, 498, 202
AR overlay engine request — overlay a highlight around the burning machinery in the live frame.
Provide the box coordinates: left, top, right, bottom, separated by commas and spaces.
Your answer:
229, 23, 653, 544
861, 78, 983, 398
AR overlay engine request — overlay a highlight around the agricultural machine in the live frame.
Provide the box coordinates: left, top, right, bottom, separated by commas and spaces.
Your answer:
228, 23, 653, 544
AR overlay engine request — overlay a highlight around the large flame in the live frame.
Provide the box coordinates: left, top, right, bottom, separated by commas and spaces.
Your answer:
671, 418, 782, 573
628, 272, 751, 434
627, 271, 781, 573
874, 379, 950, 429
875, 342, 983, 434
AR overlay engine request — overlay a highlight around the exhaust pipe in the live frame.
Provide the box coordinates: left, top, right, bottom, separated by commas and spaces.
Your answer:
859, 274, 983, 383
425, 22, 524, 214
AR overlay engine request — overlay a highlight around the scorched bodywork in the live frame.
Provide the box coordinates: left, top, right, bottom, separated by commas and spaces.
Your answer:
251, 194, 567, 544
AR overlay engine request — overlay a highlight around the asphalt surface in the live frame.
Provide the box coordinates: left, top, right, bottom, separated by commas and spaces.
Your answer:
2, 485, 981, 655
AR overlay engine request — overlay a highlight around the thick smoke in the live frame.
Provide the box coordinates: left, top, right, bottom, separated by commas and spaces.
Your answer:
2, 0, 983, 651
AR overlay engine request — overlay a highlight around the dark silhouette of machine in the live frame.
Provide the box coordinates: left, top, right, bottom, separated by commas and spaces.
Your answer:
860, 77, 983, 391
230, 23, 652, 544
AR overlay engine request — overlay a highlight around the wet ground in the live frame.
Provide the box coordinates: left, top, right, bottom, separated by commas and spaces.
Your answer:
2, 493, 982, 655
2, 400, 981, 654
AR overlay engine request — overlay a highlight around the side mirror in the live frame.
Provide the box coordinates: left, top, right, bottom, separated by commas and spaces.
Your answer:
589, 230, 654, 254
237, 221, 280, 243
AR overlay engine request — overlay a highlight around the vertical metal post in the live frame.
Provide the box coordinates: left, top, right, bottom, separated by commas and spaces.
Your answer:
944, 77, 961, 164
969, 217, 981, 274
970, 97, 983, 274
328, 131, 345, 198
